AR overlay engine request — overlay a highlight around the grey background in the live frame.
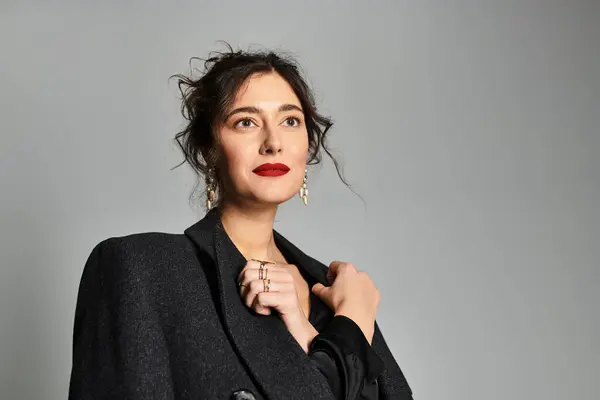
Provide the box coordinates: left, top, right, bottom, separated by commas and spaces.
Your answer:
1, 1, 598, 399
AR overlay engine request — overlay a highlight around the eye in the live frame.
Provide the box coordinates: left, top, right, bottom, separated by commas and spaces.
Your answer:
283, 117, 302, 127
234, 118, 256, 129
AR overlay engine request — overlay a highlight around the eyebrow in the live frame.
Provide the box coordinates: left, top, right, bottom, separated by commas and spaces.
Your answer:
223, 104, 303, 121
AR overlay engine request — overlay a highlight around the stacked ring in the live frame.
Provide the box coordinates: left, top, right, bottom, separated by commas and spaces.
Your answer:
259, 261, 265, 280
259, 266, 269, 280
263, 278, 271, 292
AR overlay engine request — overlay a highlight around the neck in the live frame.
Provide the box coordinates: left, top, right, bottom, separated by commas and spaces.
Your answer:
217, 201, 280, 262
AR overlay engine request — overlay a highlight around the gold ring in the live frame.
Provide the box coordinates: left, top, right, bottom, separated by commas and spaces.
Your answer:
263, 278, 271, 292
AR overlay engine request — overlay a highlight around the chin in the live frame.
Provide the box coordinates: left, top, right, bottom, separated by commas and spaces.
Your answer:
254, 190, 297, 205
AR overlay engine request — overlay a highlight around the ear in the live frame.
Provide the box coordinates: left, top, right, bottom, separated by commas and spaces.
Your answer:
201, 144, 222, 168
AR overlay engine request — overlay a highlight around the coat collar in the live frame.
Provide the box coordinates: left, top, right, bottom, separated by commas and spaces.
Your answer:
183, 208, 334, 399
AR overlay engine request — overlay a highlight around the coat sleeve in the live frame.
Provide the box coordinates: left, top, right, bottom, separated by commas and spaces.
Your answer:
68, 239, 175, 400
308, 316, 414, 400
371, 321, 414, 399
307, 315, 383, 400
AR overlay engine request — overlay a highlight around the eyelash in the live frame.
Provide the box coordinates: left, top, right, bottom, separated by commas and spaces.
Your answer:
284, 117, 301, 127
233, 116, 302, 129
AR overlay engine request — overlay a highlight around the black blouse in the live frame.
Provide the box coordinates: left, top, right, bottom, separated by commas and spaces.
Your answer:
308, 298, 385, 399
285, 248, 385, 400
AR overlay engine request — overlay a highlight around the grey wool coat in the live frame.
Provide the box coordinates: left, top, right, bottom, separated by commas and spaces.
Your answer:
68, 208, 414, 399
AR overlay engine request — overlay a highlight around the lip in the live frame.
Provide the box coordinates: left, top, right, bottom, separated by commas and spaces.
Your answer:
252, 163, 290, 177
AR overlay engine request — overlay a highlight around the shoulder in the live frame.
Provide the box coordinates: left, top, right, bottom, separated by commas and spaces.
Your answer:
81, 231, 199, 289
94, 231, 192, 260
74, 231, 209, 333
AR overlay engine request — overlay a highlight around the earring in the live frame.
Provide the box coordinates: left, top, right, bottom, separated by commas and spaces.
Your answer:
205, 167, 216, 211
299, 168, 308, 206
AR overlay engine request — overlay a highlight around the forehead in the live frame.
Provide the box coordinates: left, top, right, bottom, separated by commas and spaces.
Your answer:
232, 72, 301, 108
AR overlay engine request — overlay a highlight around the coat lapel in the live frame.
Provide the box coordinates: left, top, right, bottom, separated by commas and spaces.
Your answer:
184, 209, 334, 400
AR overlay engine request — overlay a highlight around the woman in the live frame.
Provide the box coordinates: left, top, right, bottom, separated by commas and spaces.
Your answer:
68, 45, 414, 400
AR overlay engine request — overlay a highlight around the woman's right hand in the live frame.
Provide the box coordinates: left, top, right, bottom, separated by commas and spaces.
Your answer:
311, 261, 381, 344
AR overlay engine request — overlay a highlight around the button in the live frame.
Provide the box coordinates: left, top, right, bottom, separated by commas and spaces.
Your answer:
230, 389, 256, 400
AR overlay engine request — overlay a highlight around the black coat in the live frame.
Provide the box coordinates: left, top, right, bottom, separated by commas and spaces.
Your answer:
68, 208, 414, 399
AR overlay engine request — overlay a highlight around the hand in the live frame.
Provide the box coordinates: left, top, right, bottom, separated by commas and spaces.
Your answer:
237, 260, 317, 352
311, 261, 381, 344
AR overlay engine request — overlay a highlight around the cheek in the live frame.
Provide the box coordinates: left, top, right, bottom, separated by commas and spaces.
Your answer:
289, 131, 309, 161
219, 140, 253, 182
300, 130, 309, 152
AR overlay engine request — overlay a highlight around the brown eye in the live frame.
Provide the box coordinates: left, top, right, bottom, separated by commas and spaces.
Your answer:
284, 117, 301, 127
234, 118, 255, 129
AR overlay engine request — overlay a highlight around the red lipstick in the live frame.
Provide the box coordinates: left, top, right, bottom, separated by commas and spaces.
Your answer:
252, 163, 290, 177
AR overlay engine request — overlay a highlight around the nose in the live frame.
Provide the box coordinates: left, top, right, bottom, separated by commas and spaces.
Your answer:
259, 124, 282, 155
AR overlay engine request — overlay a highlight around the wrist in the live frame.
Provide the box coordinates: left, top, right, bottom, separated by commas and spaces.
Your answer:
281, 311, 318, 353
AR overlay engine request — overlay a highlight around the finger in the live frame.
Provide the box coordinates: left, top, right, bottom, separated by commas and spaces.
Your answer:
243, 280, 294, 309
311, 282, 329, 297
238, 281, 255, 299
327, 261, 345, 283
327, 261, 356, 282
237, 268, 293, 287
254, 292, 287, 310
252, 298, 272, 315
242, 285, 271, 315
239, 259, 276, 277
238, 259, 266, 280
238, 261, 290, 282
257, 307, 271, 315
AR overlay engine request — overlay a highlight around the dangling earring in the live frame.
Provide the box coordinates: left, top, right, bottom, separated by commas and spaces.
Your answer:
205, 167, 216, 211
299, 168, 308, 206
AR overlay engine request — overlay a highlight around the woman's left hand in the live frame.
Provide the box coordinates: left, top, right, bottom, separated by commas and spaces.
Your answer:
237, 259, 317, 352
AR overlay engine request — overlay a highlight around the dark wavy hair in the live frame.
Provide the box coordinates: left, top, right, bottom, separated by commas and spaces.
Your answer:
169, 42, 350, 208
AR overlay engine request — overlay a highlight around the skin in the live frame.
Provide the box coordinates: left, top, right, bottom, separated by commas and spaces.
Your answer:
215, 72, 380, 353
